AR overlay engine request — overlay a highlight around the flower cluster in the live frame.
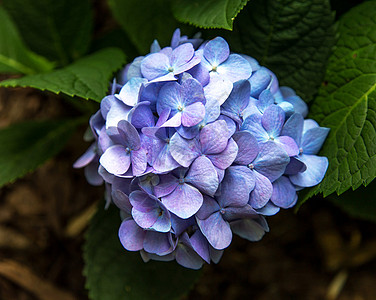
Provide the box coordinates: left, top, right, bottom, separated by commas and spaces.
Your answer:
75, 29, 330, 269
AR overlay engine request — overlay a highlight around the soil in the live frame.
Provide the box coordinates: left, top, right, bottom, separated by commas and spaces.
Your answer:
1, 83, 376, 300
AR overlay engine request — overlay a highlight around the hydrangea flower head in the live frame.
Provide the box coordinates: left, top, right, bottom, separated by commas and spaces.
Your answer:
75, 28, 329, 269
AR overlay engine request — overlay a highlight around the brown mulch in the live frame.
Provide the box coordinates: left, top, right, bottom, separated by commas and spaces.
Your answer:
1, 85, 376, 300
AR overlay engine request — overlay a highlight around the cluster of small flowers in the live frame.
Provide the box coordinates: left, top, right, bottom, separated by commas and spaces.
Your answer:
75, 29, 329, 269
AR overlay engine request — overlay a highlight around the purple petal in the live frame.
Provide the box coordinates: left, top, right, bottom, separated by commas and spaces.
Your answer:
190, 230, 210, 263
100, 145, 130, 175
303, 119, 320, 134
185, 156, 219, 196
204, 72, 233, 106
281, 113, 304, 146
284, 157, 307, 175
218, 115, 237, 138
217, 167, 254, 208
141, 53, 170, 80
175, 233, 204, 269
170, 132, 200, 167
73, 144, 96, 168
290, 154, 328, 187
154, 174, 179, 198
181, 102, 205, 127
204, 37, 230, 66
301, 127, 330, 155
176, 124, 199, 139
271, 176, 297, 208
188, 61, 210, 86
152, 142, 180, 173
210, 247, 224, 264
249, 171, 273, 209
204, 95, 221, 123
197, 212, 232, 250
274, 136, 299, 157
151, 208, 171, 233
231, 218, 267, 242
196, 195, 220, 220
170, 43, 194, 68
161, 112, 182, 128
117, 120, 141, 150
130, 102, 155, 128
262, 105, 285, 138
241, 114, 269, 143
181, 77, 206, 106
257, 90, 275, 113
200, 120, 229, 154
173, 55, 200, 75
84, 162, 103, 186
249, 67, 272, 98
117, 77, 148, 106
143, 231, 173, 255
170, 28, 181, 49
207, 138, 238, 170
132, 208, 159, 229
157, 82, 182, 115
150, 39, 161, 53
233, 131, 259, 165
223, 204, 258, 222
221, 80, 251, 117
111, 178, 132, 211
98, 165, 115, 183
131, 148, 147, 176
217, 54, 252, 82
286, 95, 308, 117
256, 201, 280, 216
253, 141, 290, 182
118, 219, 145, 251
105, 98, 132, 129
162, 183, 203, 219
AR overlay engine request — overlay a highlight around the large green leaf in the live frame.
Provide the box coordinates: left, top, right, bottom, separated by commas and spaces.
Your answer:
0, 48, 126, 102
107, 0, 180, 54
301, 1, 376, 202
2, 0, 93, 65
172, 0, 249, 30
221, 0, 336, 102
0, 118, 82, 187
0, 7, 53, 75
84, 203, 201, 300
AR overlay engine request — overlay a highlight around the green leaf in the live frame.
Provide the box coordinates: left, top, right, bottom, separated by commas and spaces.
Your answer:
329, 180, 376, 223
107, 0, 180, 53
300, 1, 376, 203
84, 203, 201, 300
172, 0, 249, 30
0, 7, 53, 75
0, 48, 126, 102
221, 0, 336, 102
2, 0, 93, 65
0, 118, 82, 187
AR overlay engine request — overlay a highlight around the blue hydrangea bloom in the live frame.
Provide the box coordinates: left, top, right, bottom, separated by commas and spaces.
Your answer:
75, 29, 330, 270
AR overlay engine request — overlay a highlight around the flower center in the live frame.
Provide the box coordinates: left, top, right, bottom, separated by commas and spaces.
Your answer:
168, 67, 174, 72
125, 147, 131, 154
177, 105, 184, 112
211, 65, 218, 72
299, 147, 303, 155
220, 208, 226, 215
179, 178, 185, 185
269, 135, 275, 141
247, 163, 254, 170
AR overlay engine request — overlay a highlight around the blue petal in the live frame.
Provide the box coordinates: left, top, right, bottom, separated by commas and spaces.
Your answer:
289, 154, 328, 187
